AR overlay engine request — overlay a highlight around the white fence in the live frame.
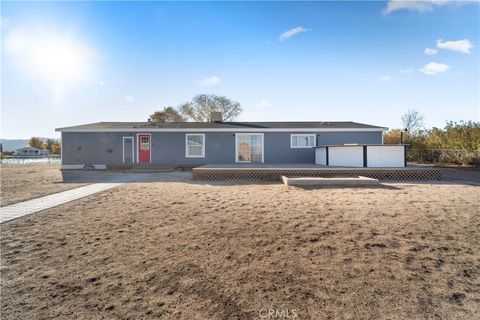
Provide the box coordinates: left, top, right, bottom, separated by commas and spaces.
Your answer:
1, 155, 61, 164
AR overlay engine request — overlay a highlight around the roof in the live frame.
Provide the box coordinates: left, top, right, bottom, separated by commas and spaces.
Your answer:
56, 121, 388, 132
16, 146, 42, 151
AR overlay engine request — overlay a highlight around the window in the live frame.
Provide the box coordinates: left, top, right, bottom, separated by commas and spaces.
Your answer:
186, 134, 205, 158
140, 136, 150, 150
236, 133, 264, 163
291, 134, 316, 148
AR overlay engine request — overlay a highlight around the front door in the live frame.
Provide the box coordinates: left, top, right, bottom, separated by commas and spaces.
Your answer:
123, 137, 134, 163
138, 134, 151, 163
236, 133, 263, 163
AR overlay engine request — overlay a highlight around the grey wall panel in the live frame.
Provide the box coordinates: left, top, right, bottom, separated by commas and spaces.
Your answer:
317, 132, 382, 146
151, 132, 235, 164
264, 132, 315, 163
61, 130, 383, 165
62, 132, 137, 165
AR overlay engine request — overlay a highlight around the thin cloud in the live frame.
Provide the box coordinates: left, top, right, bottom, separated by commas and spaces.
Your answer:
125, 95, 135, 102
98, 81, 105, 85
436, 39, 474, 54
399, 68, 414, 74
424, 48, 438, 55
384, 0, 434, 14
419, 62, 450, 75
383, 0, 472, 15
279, 27, 310, 42
379, 75, 391, 82
199, 75, 221, 86
255, 99, 272, 107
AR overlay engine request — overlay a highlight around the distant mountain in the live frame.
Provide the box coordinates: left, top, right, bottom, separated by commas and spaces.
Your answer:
0, 138, 60, 152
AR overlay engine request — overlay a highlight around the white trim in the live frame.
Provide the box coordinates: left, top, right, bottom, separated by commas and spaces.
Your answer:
122, 137, 134, 163
57, 127, 388, 133
290, 134, 316, 148
60, 133, 63, 164
185, 133, 205, 158
136, 133, 152, 163
235, 133, 264, 163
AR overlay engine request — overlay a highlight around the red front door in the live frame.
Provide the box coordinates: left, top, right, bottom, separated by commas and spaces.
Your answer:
138, 134, 151, 163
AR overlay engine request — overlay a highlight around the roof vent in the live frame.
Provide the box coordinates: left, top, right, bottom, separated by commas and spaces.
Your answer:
210, 112, 223, 123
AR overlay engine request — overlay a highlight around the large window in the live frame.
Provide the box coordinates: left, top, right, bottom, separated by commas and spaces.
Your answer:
186, 134, 205, 158
291, 134, 316, 148
236, 133, 264, 163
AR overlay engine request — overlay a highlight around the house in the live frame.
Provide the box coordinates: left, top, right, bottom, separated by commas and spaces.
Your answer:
56, 115, 390, 168
14, 146, 49, 157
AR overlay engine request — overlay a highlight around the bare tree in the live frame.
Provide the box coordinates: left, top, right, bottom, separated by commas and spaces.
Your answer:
178, 94, 242, 122
149, 107, 185, 123
401, 109, 424, 133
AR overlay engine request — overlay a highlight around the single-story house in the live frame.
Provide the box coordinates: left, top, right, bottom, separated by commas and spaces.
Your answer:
56, 117, 393, 168
14, 146, 49, 157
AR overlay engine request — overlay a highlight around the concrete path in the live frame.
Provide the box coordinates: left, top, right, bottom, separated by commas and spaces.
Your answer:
0, 173, 147, 224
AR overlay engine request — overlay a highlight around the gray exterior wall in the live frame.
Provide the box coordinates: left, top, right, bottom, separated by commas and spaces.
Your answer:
61, 131, 383, 165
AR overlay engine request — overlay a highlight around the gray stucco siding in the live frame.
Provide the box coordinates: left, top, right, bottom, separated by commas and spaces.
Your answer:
152, 132, 235, 164
61, 130, 383, 165
61, 132, 236, 165
264, 132, 315, 163
62, 132, 135, 165
264, 131, 382, 163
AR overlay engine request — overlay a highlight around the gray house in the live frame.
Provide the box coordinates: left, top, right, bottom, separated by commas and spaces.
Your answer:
14, 146, 49, 157
56, 120, 387, 168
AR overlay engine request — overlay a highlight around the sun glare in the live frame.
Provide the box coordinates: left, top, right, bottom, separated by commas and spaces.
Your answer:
6, 29, 95, 95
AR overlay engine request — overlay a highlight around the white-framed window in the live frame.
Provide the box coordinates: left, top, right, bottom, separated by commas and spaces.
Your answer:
186, 134, 205, 158
290, 134, 316, 148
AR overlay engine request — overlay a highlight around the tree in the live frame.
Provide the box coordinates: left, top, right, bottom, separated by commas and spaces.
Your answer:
51, 141, 61, 155
383, 129, 402, 144
401, 109, 424, 134
178, 94, 242, 122
28, 137, 45, 149
149, 107, 185, 123
44, 139, 56, 152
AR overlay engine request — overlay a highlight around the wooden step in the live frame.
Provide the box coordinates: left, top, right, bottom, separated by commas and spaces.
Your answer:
281, 175, 380, 186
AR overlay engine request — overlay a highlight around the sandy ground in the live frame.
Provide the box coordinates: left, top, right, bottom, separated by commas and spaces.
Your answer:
1, 171, 479, 319
0, 164, 86, 206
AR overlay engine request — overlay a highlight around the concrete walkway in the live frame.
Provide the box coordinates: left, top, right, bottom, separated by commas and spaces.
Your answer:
0, 173, 147, 224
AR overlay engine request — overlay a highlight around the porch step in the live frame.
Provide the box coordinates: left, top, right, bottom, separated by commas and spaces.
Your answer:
281, 175, 380, 186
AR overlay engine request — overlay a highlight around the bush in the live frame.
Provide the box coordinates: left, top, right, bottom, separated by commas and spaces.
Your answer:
386, 121, 480, 165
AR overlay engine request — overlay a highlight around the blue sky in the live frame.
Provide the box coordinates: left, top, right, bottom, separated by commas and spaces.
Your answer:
1, 1, 479, 138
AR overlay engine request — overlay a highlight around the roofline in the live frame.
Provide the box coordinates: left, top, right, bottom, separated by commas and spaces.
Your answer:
56, 127, 389, 133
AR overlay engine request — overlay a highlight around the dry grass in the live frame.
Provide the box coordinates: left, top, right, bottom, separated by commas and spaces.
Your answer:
0, 164, 85, 206
1, 172, 479, 319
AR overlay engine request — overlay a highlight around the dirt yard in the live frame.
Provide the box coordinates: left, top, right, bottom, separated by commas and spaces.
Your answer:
1, 172, 479, 319
0, 164, 85, 206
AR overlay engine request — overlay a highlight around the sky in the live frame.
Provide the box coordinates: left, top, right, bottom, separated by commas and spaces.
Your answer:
1, 1, 479, 138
